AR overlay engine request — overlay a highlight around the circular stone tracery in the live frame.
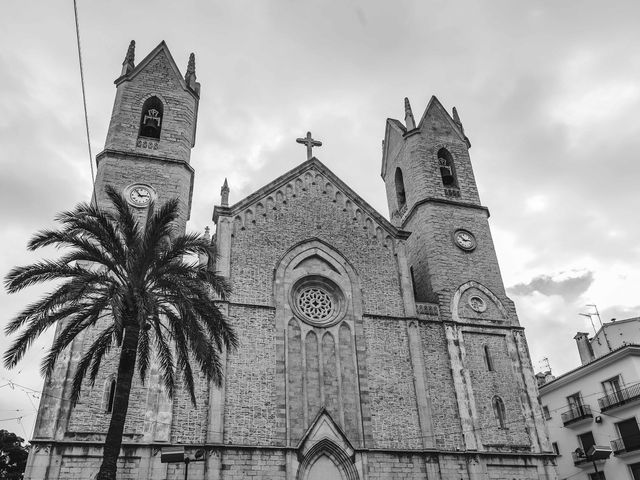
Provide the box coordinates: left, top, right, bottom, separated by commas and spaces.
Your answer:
290, 276, 345, 327
298, 287, 334, 321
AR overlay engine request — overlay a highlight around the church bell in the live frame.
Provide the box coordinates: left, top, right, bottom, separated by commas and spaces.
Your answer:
439, 165, 455, 185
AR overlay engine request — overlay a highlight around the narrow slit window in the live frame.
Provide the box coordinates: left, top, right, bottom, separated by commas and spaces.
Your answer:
106, 379, 116, 413
394, 167, 406, 210
493, 396, 507, 428
484, 345, 494, 371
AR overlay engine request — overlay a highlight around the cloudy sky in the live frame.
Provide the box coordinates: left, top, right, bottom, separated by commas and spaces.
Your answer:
1, 0, 639, 439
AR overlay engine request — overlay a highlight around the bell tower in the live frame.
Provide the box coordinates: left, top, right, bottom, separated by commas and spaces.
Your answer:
94, 40, 200, 233
381, 96, 512, 317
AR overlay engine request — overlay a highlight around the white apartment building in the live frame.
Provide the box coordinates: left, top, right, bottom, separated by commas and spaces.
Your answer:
539, 317, 640, 480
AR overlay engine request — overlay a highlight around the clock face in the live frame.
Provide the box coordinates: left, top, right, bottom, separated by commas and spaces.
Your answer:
454, 229, 476, 251
125, 184, 154, 208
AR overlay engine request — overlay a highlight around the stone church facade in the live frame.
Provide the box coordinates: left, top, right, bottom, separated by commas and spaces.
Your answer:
24, 41, 557, 479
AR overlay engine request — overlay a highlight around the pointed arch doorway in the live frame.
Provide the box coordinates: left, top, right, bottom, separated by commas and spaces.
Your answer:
306, 455, 345, 480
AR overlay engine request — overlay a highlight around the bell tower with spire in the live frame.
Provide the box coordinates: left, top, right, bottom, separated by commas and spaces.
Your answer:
381, 96, 509, 310
381, 96, 551, 461
94, 40, 200, 232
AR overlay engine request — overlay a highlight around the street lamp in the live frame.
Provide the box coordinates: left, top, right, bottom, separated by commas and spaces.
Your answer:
161, 447, 205, 480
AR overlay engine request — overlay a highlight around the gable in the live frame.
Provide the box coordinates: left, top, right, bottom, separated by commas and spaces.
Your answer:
417, 95, 468, 146
115, 41, 198, 100
213, 158, 409, 241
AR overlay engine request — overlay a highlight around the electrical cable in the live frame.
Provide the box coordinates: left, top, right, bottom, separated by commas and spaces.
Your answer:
72, 0, 97, 205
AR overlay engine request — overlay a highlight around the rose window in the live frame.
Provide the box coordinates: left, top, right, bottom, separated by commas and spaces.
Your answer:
468, 295, 487, 313
290, 276, 345, 327
298, 287, 334, 321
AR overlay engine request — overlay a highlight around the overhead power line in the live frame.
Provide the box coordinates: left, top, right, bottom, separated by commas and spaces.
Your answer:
72, 0, 97, 204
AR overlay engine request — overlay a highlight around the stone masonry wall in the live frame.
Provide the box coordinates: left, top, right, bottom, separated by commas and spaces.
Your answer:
59, 456, 139, 480
105, 48, 197, 163
464, 331, 530, 448
220, 449, 286, 480
226, 167, 405, 317
363, 317, 422, 449
223, 305, 279, 445
419, 322, 465, 449
94, 154, 193, 232
383, 99, 480, 223
405, 203, 507, 322
366, 452, 426, 479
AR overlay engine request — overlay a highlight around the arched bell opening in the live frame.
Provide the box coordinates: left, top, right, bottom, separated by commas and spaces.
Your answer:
437, 147, 458, 188
139, 96, 164, 139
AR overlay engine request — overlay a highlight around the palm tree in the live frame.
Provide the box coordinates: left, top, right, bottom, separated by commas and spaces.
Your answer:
3, 186, 237, 480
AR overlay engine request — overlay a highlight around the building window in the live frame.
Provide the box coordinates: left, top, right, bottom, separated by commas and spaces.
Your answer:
630, 461, 640, 480
139, 96, 163, 139
492, 396, 507, 429
483, 345, 494, 371
578, 431, 596, 456
602, 375, 623, 403
105, 379, 116, 413
394, 167, 406, 211
542, 405, 551, 420
410, 266, 417, 298
552, 441, 560, 455
567, 392, 585, 415
616, 417, 640, 453
437, 147, 457, 188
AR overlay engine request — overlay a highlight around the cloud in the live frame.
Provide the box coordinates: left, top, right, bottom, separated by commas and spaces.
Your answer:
508, 270, 594, 302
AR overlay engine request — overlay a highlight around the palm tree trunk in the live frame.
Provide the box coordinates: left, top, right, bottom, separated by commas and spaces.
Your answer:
96, 324, 140, 480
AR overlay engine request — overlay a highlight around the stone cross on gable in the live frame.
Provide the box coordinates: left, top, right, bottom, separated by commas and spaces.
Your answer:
296, 131, 322, 160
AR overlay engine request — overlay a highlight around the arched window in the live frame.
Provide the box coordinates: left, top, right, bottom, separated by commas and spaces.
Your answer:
493, 396, 506, 428
484, 345, 494, 371
437, 148, 457, 187
394, 167, 406, 210
105, 379, 116, 413
139, 96, 163, 139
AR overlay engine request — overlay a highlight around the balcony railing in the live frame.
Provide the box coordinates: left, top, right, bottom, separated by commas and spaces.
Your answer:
598, 383, 640, 411
561, 404, 593, 426
571, 451, 591, 466
611, 435, 640, 455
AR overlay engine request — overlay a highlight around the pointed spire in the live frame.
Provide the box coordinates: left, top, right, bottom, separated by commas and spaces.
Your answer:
452, 106, 464, 132
221, 178, 229, 207
199, 226, 211, 266
121, 40, 135, 76
404, 97, 416, 130
185, 53, 197, 90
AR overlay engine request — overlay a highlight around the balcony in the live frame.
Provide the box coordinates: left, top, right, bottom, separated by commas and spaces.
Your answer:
561, 404, 593, 427
571, 450, 607, 468
598, 383, 640, 411
611, 435, 640, 455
